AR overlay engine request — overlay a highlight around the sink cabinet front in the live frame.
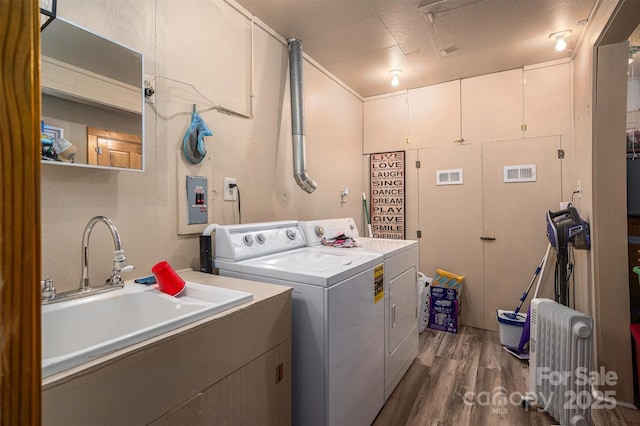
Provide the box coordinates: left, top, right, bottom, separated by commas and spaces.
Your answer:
151, 342, 289, 425
42, 272, 292, 426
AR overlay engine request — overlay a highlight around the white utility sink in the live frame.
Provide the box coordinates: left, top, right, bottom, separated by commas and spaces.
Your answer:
42, 281, 252, 378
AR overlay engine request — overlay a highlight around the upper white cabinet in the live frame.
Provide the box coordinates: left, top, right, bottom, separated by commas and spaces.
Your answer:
461, 68, 524, 143
363, 93, 408, 154
408, 80, 461, 148
364, 63, 570, 150
523, 62, 572, 139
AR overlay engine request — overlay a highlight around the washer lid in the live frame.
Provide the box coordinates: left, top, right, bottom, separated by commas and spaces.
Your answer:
217, 247, 383, 287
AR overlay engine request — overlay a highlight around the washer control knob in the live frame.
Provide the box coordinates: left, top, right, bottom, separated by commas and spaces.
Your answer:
256, 233, 266, 244
314, 226, 324, 237
243, 234, 254, 246
286, 229, 297, 240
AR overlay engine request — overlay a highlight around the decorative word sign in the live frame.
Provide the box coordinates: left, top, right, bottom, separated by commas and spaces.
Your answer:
370, 151, 405, 239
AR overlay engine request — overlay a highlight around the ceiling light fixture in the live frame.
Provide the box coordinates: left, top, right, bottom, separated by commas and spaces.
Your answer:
389, 69, 402, 87
549, 30, 571, 52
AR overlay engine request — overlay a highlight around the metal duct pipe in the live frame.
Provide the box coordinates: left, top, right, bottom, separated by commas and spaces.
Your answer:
288, 38, 317, 194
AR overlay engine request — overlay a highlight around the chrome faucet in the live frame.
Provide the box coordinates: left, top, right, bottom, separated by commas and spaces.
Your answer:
79, 215, 128, 291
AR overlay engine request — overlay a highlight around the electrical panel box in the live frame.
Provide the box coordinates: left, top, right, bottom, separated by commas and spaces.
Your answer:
186, 176, 208, 224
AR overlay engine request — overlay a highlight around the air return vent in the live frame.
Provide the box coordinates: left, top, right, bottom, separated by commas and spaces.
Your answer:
503, 164, 536, 183
436, 169, 463, 185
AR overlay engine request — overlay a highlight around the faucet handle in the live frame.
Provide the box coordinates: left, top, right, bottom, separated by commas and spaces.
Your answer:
41, 279, 56, 301
108, 264, 136, 287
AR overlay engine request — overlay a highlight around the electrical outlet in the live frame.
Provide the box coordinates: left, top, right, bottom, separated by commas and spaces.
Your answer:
144, 74, 155, 104
224, 177, 237, 201
577, 180, 582, 198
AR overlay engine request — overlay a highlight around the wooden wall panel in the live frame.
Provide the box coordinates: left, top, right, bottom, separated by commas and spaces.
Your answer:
0, 0, 42, 424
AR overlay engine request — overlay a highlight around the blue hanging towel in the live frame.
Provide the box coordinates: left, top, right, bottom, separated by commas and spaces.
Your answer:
183, 110, 212, 164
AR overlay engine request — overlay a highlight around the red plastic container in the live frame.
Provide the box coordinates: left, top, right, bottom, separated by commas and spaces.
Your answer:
151, 261, 186, 296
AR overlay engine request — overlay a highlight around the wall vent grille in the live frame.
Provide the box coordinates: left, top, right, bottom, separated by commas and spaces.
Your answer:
503, 164, 536, 183
436, 169, 463, 186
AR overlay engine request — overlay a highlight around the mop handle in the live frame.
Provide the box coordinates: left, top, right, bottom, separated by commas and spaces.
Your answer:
362, 193, 371, 223
513, 248, 549, 315
532, 243, 552, 300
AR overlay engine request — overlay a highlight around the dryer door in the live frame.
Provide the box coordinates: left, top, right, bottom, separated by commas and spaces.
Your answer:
389, 267, 418, 352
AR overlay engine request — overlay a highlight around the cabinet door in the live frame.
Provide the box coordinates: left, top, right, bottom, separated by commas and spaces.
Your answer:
481, 136, 561, 330
523, 63, 571, 139
364, 93, 408, 154
228, 343, 291, 426
461, 69, 524, 143
150, 379, 230, 426
87, 127, 142, 170
418, 144, 485, 329
408, 80, 461, 148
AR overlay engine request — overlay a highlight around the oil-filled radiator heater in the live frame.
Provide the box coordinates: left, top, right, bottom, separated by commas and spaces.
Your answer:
528, 298, 594, 426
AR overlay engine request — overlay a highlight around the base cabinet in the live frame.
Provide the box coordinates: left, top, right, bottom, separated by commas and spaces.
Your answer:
42, 273, 292, 426
152, 343, 290, 426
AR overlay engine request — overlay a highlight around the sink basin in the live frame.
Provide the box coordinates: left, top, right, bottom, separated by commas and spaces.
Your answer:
42, 281, 252, 378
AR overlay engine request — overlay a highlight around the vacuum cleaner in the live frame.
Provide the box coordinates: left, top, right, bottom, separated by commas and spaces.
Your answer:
545, 204, 590, 306
504, 204, 590, 360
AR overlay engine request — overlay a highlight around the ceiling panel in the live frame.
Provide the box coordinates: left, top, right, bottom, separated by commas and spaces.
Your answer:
236, 0, 598, 97
303, 15, 397, 66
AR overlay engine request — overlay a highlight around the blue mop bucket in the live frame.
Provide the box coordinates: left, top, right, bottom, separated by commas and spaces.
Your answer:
497, 309, 527, 348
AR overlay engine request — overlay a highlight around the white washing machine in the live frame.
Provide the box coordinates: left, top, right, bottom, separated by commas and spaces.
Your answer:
301, 217, 419, 401
213, 221, 385, 426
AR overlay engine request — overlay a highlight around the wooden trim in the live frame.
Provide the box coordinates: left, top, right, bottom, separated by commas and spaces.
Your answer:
0, 0, 42, 424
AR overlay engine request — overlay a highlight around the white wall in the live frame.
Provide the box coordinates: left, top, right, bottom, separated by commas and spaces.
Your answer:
41, 0, 365, 292
572, 0, 636, 404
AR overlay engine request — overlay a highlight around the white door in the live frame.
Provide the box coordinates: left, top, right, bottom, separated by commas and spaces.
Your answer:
418, 144, 485, 329
418, 137, 561, 330
482, 136, 562, 330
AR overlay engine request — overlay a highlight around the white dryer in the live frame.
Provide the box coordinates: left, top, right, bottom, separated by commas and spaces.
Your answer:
301, 217, 419, 401
214, 221, 385, 426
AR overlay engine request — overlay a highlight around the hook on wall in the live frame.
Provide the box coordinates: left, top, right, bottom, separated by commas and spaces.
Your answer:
340, 186, 349, 204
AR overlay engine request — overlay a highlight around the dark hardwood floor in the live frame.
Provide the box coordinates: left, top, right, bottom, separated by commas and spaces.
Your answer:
373, 326, 640, 425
